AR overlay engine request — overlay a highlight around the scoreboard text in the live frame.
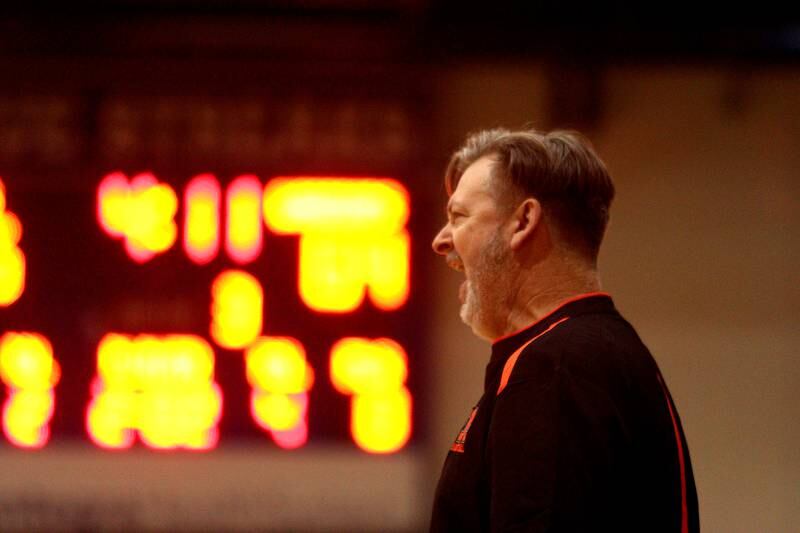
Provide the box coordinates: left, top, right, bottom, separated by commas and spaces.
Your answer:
0, 173, 413, 454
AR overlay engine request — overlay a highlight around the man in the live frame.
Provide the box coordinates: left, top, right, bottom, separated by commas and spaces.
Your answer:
429, 128, 699, 532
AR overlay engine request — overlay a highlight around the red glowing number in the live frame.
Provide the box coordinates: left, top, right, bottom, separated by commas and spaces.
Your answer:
210, 270, 264, 350
0, 179, 26, 306
263, 178, 410, 313
246, 337, 314, 449
330, 337, 411, 454
225, 175, 263, 264
96, 172, 178, 263
184, 174, 221, 265
0, 333, 60, 449
86, 334, 222, 450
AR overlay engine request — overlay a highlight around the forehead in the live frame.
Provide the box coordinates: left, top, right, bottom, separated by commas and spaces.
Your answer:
449, 156, 497, 207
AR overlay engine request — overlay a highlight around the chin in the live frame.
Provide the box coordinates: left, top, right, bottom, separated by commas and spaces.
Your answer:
460, 304, 494, 341
459, 300, 473, 326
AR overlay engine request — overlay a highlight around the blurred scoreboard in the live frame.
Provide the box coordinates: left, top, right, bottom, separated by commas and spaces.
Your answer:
0, 87, 432, 454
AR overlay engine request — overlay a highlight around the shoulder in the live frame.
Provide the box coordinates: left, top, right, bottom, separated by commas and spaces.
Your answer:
504, 312, 657, 393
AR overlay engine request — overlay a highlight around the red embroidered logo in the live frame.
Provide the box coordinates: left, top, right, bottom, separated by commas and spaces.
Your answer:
450, 406, 478, 453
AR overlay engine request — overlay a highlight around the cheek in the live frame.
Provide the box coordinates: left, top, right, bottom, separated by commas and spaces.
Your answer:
451, 227, 475, 255
452, 239, 474, 270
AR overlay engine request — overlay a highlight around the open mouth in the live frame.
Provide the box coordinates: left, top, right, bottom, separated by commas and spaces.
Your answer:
446, 252, 464, 273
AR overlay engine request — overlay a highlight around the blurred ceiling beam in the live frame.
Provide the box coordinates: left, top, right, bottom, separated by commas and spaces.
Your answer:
1, 2, 799, 63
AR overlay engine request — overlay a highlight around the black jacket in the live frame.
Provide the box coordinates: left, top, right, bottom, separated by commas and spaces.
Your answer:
430, 293, 699, 532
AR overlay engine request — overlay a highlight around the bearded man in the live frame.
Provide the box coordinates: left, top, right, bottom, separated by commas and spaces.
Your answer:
429, 128, 699, 533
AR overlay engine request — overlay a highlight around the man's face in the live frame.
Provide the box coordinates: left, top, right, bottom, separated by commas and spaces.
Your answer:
432, 156, 513, 340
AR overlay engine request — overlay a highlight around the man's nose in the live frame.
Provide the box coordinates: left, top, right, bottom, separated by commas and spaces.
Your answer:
431, 224, 452, 256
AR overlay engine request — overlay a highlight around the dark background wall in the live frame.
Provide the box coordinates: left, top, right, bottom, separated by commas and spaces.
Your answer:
0, 3, 798, 531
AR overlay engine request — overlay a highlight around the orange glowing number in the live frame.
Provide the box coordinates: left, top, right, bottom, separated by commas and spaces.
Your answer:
0, 179, 26, 307
330, 337, 411, 453
263, 178, 410, 313
210, 270, 263, 350
97, 172, 178, 263
225, 175, 263, 264
0, 332, 60, 449
86, 334, 222, 450
184, 174, 221, 265
245, 337, 313, 449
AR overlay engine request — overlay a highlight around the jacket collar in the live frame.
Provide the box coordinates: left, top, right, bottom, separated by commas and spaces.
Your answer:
485, 292, 616, 392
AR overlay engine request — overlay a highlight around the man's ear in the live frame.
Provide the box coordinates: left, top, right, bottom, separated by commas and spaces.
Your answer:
508, 198, 541, 251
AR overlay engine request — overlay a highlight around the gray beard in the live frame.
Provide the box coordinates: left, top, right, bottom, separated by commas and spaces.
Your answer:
459, 232, 511, 339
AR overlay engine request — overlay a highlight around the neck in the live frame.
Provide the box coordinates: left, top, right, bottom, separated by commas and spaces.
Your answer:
496, 255, 601, 339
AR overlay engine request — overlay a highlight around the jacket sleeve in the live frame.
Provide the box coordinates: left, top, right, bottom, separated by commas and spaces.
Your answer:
487, 362, 625, 532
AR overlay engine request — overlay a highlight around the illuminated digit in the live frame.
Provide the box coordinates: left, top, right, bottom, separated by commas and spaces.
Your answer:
210, 270, 263, 349
225, 175, 263, 264
330, 337, 411, 454
184, 174, 221, 265
0, 332, 60, 449
97, 172, 178, 263
245, 336, 313, 449
263, 177, 410, 313
0, 179, 26, 306
97, 172, 130, 238
86, 334, 222, 450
